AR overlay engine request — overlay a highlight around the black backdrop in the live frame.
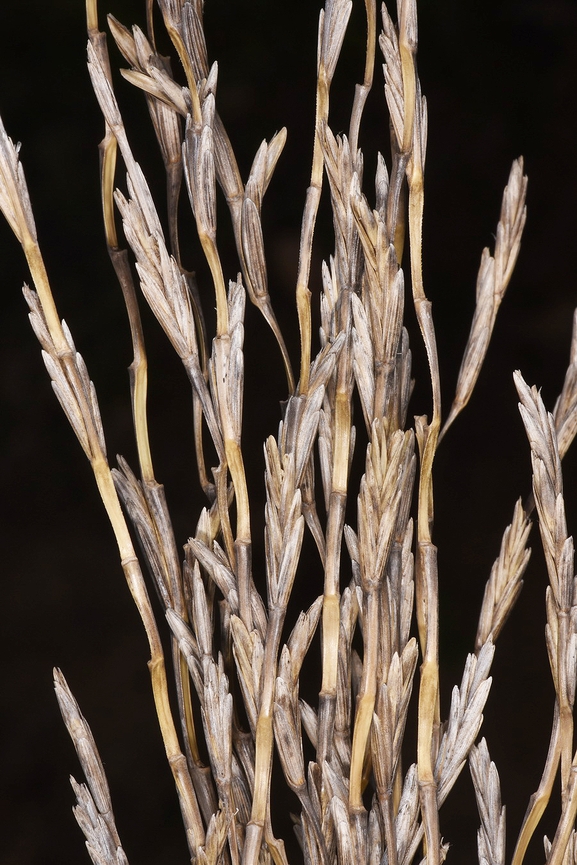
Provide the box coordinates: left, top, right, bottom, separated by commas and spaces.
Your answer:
1, 1, 577, 863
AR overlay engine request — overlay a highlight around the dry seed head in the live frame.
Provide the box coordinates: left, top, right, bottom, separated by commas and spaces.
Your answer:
54, 672, 128, 865
230, 615, 263, 735
357, 425, 415, 591
350, 171, 378, 263
375, 151, 390, 217
262, 128, 288, 196
107, 15, 138, 68
112, 458, 173, 609
514, 371, 574, 611
515, 372, 561, 490
245, 140, 268, 211
167, 606, 205, 700
264, 455, 304, 609
114, 182, 198, 360
280, 387, 326, 489
87, 40, 124, 131
469, 738, 506, 865
201, 657, 233, 789
181, 0, 210, 82
444, 161, 527, 436
0, 115, 37, 244
190, 560, 214, 660
368, 809, 382, 865
121, 65, 189, 118
435, 641, 494, 805
245, 130, 288, 210
408, 79, 427, 178
380, 6, 403, 152
210, 283, 246, 446
308, 329, 346, 392
197, 810, 229, 865
553, 309, 577, 459
323, 759, 349, 806
24, 286, 54, 352
476, 497, 531, 651
274, 669, 306, 790
392, 763, 421, 865
200, 63, 219, 104
451, 249, 495, 393
70, 777, 128, 865
318, 0, 353, 82
131, 25, 156, 69
350, 296, 375, 430
320, 257, 341, 352
286, 596, 323, 685
299, 699, 318, 750
494, 157, 527, 295
155, 0, 182, 30
241, 197, 268, 301
186, 537, 239, 611
183, 92, 218, 239
41, 347, 106, 461
54, 670, 114, 823
331, 796, 355, 865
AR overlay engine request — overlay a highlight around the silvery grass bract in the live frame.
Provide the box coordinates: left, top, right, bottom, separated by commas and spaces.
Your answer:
2, 0, 577, 863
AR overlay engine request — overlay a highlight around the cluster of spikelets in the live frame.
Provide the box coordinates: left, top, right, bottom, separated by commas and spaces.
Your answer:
2, 0, 577, 863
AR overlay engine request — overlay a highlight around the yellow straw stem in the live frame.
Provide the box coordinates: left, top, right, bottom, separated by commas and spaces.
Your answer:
101, 132, 118, 249
349, 591, 379, 811
243, 610, 284, 865
547, 758, 577, 865
296, 72, 328, 394
23, 237, 69, 357
511, 712, 561, 865
200, 232, 229, 338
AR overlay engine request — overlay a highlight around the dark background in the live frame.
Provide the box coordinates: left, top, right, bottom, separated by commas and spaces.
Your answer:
1, 1, 576, 863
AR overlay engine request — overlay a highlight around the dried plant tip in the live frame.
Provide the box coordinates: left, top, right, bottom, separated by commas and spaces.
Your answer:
476, 498, 531, 651
0, 114, 37, 244
435, 642, 495, 804
318, 0, 353, 83
184, 101, 217, 239
107, 15, 138, 68
494, 158, 527, 295
469, 738, 506, 865
442, 159, 527, 439
54, 669, 128, 865
554, 308, 577, 460
54, 669, 115, 823
380, 5, 404, 152
87, 40, 124, 131
70, 777, 129, 865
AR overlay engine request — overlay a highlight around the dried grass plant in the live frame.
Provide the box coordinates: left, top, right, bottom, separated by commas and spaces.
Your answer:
1, 2, 577, 865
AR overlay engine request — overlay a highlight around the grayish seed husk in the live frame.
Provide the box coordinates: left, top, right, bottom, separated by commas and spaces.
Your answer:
469, 738, 506, 865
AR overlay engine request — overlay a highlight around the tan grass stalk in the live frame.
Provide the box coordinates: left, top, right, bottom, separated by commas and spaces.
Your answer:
296, 0, 351, 394
0, 117, 205, 857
